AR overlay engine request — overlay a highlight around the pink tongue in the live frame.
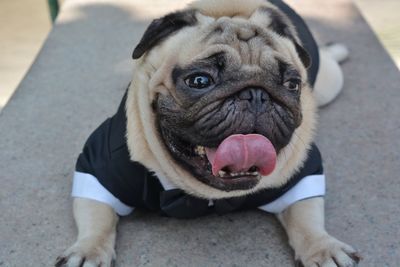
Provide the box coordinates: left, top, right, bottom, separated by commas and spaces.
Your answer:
205, 134, 276, 176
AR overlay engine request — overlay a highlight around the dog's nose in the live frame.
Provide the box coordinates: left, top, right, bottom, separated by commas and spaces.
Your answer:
238, 88, 269, 112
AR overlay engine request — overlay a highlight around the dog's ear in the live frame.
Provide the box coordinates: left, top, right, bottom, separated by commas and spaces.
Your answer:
294, 42, 311, 68
132, 9, 197, 59
271, 16, 311, 68
263, 7, 311, 68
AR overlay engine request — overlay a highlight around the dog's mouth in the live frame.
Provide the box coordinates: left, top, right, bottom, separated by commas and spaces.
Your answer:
161, 130, 277, 191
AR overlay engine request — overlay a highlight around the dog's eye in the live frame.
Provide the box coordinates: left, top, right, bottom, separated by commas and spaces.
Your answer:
185, 74, 214, 89
283, 79, 301, 91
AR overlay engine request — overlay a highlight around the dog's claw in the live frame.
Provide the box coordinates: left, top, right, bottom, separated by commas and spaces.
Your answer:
56, 243, 115, 267
55, 256, 67, 267
295, 260, 305, 267
349, 252, 362, 264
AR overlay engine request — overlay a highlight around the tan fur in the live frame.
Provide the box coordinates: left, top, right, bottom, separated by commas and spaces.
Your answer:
189, 0, 273, 18
56, 198, 118, 266
126, 2, 316, 199
278, 197, 359, 266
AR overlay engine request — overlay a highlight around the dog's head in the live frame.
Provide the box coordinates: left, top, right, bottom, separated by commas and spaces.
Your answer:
126, 0, 317, 199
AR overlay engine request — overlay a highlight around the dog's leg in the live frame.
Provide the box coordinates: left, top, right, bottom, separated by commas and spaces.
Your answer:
313, 43, 349, 107
56, 198, 118, 267
277, 197, 361, 267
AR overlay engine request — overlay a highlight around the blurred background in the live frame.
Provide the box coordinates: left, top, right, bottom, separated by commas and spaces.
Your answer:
0, 0, 399, 113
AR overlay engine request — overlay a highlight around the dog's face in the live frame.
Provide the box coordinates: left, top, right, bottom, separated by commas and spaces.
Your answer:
126, 0, 317, 199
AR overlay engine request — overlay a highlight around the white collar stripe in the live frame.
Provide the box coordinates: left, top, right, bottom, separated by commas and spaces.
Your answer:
72, 171, 134, 216
258, 174, 325, 213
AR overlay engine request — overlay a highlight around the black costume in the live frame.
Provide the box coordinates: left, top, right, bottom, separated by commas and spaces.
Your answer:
72, 0, 325, 218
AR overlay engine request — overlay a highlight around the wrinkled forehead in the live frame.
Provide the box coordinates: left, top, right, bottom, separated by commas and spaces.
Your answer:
201, 13, 273, 47
181, 24, 273, 74
171, 11, 301, 72
191, 0, 287, 38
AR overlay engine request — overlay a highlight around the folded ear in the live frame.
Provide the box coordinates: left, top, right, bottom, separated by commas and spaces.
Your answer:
132, 9, 197, 59
294, 42, 311, 68
261, 7, 311, 68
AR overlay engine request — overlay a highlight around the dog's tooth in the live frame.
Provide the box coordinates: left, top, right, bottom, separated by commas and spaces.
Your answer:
218, 170, 226, 177
251, 172, 259, 175
194, 145, 205, 156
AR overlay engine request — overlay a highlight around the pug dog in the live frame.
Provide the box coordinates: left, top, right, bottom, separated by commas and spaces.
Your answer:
56, 0, 361, 266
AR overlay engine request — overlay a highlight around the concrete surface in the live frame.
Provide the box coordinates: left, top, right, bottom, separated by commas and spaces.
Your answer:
354, 0, 400, 69
0, 0, 51, 110
0, 0, 399, 266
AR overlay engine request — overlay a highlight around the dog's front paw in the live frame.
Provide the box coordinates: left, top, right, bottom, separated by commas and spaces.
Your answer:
55, 237, 115, 267
295, 235, 362, 267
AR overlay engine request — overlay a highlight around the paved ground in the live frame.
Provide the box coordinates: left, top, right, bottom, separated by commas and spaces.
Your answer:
0, 0, 399, 266
0, 0, 50, 109
354, 0, 400, 69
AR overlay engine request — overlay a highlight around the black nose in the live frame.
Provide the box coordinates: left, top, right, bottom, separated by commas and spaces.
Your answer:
237, 88, 269, 112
